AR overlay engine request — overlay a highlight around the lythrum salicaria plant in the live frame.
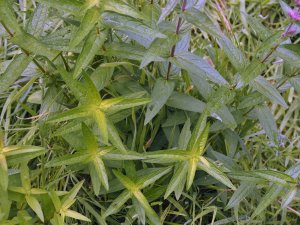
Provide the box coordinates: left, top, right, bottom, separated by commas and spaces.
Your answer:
0, 0, 300, 224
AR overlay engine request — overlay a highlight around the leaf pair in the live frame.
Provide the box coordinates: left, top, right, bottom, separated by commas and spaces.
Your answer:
46, 123, 144, 195
103, 167, 172, 225
47, 67, 150, 144
145, 112, 236, 199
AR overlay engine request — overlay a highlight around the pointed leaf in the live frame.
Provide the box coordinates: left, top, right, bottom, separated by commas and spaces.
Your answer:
93, 110, 109, 144
45, 153, 92, 167
25, 195, 44, 222
145, 79, 175, 124
251, 76, 288, 108
226, 182, 255, 209
73, 29, 107, 78
47, 106, 92, 124
69, 7, 100, 48
197, 157, 236, 190
157, 0, 178, 24
171, 52, 228, 85
103, 190, 131, 217
0, 54, 32, 93
65, 209, 91, 222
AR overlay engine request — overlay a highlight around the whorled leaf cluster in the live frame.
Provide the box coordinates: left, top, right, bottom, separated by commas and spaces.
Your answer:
0, 0, 300, 224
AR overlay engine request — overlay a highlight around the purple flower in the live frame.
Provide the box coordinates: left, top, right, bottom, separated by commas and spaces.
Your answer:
296, 0, 300, 6
288, 8, 300, 21
282, 29, 296, 37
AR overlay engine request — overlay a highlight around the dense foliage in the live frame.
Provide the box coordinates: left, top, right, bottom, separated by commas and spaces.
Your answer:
1, 0, 300, 224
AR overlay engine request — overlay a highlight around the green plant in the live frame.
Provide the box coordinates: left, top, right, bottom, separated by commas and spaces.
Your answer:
1, 0, 300, 224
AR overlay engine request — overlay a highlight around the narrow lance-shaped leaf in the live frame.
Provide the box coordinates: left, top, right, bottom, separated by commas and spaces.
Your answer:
197, 157, 236, 190
46, 106, 92, 124
27, 4, 49, 36
62, 180, 84, 208
64, 210, 91, 222
226, 182, 256, 209
93, 110, 109, 144
171, 51, 228, 85
184, 9, 246, 71
103, 0, 145, 20
35, 0, 82, 15
4, 145, 46, 164
157, 0, 178, 24
251, 76, 288, 108
12, 30, 59, 59
0, 54, 32, 93
73, 29, 107, 78
255, 105, 278, 144
165, 162, 188, 199
25, 195, 44, 222
69, 7, 101, 48
145, 79, 175, 124
91, 157, 109, 191
0, 154, 8, 190
0, 0, 22, 33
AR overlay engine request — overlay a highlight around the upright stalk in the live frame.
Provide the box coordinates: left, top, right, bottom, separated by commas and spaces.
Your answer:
166, 0, 187, 80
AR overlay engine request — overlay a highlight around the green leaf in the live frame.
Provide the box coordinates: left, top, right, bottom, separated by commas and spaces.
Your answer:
93, 110, 109, 144
226, 181, 255, 210
133, 189, 161, 225
103, 150, 144, 160
197, 157, 236, 190
25, 195, 44, 222
255, 105, 278, 144
240, 59, 266, 84
157, 0, 178, 24
281, 188, 297, 208
194, 123, 210, 155
92, 157, 109, 190
4, 146, 45, 164
187, 111, 208, 151
73, 29, 107, 78
0, 54, 32, 93
252, 170, 295, 186
62, 180, 84, 208
64, 209, 91, 222
69, 7, 100, 48
12, 30, 59, 59
255, 32, 283, 60
247, 15, 271, 40
0, 0, 22, 33
276, 46, 300, 68
178, 119, 191, 149
171, 51, 228, 85
82, 123, 98, 151
113, 170, 137, 191
103, 0, 145, 20
102, 12, 166, 41
35, 0, 82, 14
166, 92, 206, 113
47, 106, 92, 124
145, 79, 175, 124
186, 158, 197, 190
57, 67, 91, 104
103, 190, 131, 217
100, 94, 150, 113
90, 66, 114, 91
251, 76, 288, 108
145, 149, 189, 163
45, 153, 92, 167
185, 9, 246, 71
0, 154, 8, 190
26, 4, 49, 36
137, 166, 172, 189
251, 185, 284, 218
